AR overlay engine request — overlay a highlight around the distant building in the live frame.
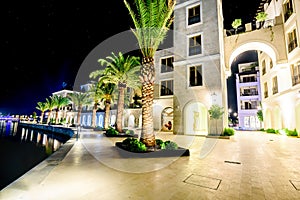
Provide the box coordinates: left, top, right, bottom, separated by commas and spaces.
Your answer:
235, 62, 262, 130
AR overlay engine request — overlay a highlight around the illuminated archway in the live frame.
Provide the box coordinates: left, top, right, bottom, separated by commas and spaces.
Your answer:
184, 102, 208, 135
264, 108, 272, 129
272, 106, 282, 130
296, 102, 300, 134
161, 107, 173, 132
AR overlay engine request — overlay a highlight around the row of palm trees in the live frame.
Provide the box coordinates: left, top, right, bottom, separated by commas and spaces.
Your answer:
36, 0, 176, 148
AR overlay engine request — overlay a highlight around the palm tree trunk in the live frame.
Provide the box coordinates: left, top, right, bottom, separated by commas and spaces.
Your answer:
116, 84, 126, 133
55, 109, 59, 124
92, 102, 97, 127
40, 112, 44, 124
47, 110, 52, 124
104, 100, 111, 130
140, 58, 156, 147
77, 106, 82, 125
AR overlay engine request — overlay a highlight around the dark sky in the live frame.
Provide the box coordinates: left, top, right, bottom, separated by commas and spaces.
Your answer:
1, 0, 262, 115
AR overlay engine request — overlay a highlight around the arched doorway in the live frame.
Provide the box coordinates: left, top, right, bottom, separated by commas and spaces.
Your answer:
272, 106, 282, 130
161, 107, 173, 132
296, 102, 300, 134
184, 102, 208, 135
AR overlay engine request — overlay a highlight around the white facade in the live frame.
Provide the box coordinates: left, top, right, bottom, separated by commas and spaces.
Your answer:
235, 62, 262, 130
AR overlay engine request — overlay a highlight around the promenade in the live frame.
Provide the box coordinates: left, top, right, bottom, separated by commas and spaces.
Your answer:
1, 130, 300, 200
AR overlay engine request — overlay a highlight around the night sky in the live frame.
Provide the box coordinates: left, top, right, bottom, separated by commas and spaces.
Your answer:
1, 0, 262, 115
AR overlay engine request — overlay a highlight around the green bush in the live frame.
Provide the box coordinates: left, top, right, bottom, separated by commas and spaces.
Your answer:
285, 128, 298, 136
222, 127, 235, 136
125, 129, 134, 135
121, 138, 147, 152
161, 140, 178, 150
266, 128, 276, 133
106, 127, 119, 135
155, 139, 164, 148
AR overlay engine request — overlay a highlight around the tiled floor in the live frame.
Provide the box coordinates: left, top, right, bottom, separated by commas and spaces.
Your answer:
1, 130, 300, 200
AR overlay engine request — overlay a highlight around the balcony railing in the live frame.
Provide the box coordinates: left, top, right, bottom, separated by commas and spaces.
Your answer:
189, 46, 201, 56
188, 15, 200, 25
288, 39, 297, 53
272, 87, 278, 94
240, 91, 259, 96
240, 78, 257, 83
240, 106, 259, 110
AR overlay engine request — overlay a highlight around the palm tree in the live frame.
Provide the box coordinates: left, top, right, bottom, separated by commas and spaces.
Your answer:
86, 82, 103, 128
45, 96, 57, 124
99, 83, 116, 130
124, 0, 176, 147
90, 52, 141, 133
52, 95, 70, 124
36, 101, 48, 124
67, 92, 92, 125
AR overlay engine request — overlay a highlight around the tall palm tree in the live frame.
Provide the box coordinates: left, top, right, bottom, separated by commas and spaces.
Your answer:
99, 83, 116, 130
86, 82, 103, 128
52, 95, 70, 124
67, 92, 92, 125
90, 52, 141, 133
124, 0, 176, 147
36, 101, 48, 124
45, 96, 57, 124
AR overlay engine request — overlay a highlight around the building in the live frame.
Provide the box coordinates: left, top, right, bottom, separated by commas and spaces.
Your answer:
153, 0, 227, 135
235, 62, 262, 130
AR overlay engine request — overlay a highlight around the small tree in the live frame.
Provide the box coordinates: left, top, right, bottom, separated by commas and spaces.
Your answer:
231, 18, 242, 34
257, 110, 263, 122
255, 11, 267, 29
208, 104, 224, 134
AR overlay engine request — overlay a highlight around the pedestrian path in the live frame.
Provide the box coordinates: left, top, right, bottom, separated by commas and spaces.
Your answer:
1, 130, 300, 199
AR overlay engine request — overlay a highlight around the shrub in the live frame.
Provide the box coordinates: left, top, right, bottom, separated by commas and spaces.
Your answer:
222, 127, 235, 136
155, 139, 164, 148
285, 128, 298, 136
106, 127, 119, 135
266, 128, 276, 133
125, 129, 134, 135
161, 140, 178, 150
122, 138, 146, 152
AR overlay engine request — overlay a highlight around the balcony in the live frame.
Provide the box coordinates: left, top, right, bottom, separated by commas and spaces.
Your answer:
272, 87, 278, 95
240, 91, 259, 96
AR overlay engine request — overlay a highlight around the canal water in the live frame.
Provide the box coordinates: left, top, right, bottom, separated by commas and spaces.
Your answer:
0, 119, 71, 190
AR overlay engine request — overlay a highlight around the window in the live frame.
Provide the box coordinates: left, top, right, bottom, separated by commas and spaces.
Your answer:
161, 57, 174, 73
287, 28, 298, 53
160, 80, 173, 96
270, 60, 273, 69
189, 65, 203, 87
189, 35, 202, 56
262, 60, 266, 75
272, 76, 278, 94
283, 0, 294, 22
290, 61, 300, 86
188, 4, 200, 25
264, 82, 268, 98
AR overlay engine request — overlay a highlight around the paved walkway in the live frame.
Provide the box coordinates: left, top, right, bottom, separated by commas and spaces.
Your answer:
1, 130, 300, 200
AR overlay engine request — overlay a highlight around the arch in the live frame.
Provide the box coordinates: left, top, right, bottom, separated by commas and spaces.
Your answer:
161, 107, 173, 132
128, 115, 135, 128
98, 115, 104, 128
264, 108, 272, 129
229, 42, 277, 68
272, 106, 282, 130
110, 115, 116, 126
183, 101, 208, 135
295, 102, 300, 134
87, 115, 91, 126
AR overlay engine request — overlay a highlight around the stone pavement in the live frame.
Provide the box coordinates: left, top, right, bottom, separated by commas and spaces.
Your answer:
1, 130, 300, 200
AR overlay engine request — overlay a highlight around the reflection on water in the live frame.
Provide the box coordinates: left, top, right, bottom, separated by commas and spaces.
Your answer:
0, 119, 68, 155
0, 119, 71, 190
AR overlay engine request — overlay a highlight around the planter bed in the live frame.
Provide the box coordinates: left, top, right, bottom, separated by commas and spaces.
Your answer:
104, 132, 138, 138
206, 134, 230, 139
115, 142, 190, 158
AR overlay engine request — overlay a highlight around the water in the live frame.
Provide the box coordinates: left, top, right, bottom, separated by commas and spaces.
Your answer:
0, 119, 71, 190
